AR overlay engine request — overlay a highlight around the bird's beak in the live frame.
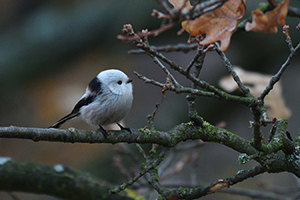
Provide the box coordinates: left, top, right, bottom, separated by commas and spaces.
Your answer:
127, 79, 133, 83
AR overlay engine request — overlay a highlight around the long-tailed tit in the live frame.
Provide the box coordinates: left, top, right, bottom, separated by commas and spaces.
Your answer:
49, 69, 133, 137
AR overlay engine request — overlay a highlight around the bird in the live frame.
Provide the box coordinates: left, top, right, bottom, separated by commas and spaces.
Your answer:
49, 69, 133, 138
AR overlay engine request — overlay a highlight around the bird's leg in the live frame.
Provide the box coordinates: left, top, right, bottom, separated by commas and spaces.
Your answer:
98, 125, 108, 138
116, 123, 132, 133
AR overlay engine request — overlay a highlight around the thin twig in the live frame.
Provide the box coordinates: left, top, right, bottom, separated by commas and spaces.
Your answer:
186, 0, 228, 20
135, 144, 148, 159
215, 42, 251, 97
128, 43, 198, 54
282, 25, 293, 51
252, 120, 263, 150
146, 147, 171, 197
157, 165, 267, 199
148, 168, 168, 198
151, 0, 172, 16
186, 46, 206, 124
114, 144, 141, 165
110, 147, 169, 194
153, 56, 179, 85
190, 0, 202, 16
159, 155, 191, 180
134, 71, 165, 87
161, 183, 286, 200
185, 48, 204, 72
288, 6, 300, 18
159, 140, 204, 176
134, 40, 256, 106
259, 41, 300, 101
113, 156, 134, 182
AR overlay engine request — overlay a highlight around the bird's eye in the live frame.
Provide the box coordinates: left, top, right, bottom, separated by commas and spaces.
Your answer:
117, 80, 122, 85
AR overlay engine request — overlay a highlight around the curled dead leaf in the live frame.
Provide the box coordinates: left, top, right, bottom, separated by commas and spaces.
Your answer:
219, 67, 291, 119
169, 0, 246, 51
168, 0, 192, 12
209, 180, 229, 194
245, 0, 289, 33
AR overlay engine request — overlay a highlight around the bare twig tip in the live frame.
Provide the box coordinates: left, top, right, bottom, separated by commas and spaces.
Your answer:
296, 23, 300, 31
282, 25, 291, 40
151, 9, 170, 19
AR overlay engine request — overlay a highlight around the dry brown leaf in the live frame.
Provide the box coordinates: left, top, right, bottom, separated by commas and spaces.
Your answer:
245, 0, 289, 33
208, 180, 229, 194
219, 67, 291, 119
169, 0, 246, 51
168, 0, 192, 12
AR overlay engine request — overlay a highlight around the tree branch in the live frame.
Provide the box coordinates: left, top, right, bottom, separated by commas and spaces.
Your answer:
0, 158, 134, 200
1, 119, 300, 199
0, 124, 257, 156
157, 165, 266, 199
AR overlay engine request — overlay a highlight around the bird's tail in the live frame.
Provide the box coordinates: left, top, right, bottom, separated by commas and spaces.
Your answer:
49, 113, 80, 128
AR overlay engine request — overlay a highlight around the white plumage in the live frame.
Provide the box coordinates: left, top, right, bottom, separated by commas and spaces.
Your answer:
50, 69, 133, 137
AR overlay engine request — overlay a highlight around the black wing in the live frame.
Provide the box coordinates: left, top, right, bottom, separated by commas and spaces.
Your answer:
49, 75, 102, 128
49, 95, 95, 128
88, 76, 102, 94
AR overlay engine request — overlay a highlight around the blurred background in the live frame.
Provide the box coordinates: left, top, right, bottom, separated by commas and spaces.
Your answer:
0, 0, 300, 199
